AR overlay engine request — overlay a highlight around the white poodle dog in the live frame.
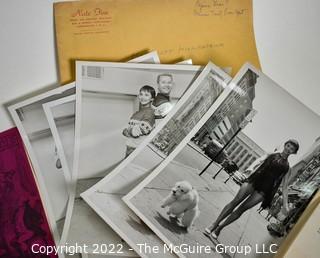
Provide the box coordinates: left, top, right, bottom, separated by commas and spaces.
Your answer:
161, 181, 200, 229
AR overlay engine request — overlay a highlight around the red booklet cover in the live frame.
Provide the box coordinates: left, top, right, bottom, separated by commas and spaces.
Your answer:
0, 128, 57, 258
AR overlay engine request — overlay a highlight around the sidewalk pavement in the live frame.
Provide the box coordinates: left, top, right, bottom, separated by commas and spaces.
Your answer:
131, 144, 283, 258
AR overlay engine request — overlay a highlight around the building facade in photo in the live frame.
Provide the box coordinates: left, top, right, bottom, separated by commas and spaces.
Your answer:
151, 71, 225, 155
192, 68, 260, 172
195, 68, 258, 147
224, 132, 266, 172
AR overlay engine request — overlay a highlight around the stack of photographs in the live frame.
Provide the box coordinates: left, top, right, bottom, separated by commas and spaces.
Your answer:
8, 52, 162, 257
8, 52, 320, 258
122, 64, 320, 257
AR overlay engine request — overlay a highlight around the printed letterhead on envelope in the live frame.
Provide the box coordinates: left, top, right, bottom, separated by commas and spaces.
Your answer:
54, 0, 260, 84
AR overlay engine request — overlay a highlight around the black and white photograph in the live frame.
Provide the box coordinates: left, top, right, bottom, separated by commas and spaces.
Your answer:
44, 53, 161, 257
43, 52, 160, 185
44, 56, 195, 257
81, 62, 232, 257
44, 94, 136, 257
124, 63, 320, 258
43, 95, 76, 180
44, 56, 192, 190
74, 62, 202, 180
7, 83, 76, 245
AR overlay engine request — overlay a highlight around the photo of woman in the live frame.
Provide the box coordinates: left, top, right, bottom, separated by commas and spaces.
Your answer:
204, 140, 299, 239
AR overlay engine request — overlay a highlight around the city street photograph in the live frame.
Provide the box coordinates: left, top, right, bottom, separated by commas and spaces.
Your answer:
125, 63, 320, 258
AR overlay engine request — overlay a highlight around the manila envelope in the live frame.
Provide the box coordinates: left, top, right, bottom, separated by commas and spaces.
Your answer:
54, 0, 260, 84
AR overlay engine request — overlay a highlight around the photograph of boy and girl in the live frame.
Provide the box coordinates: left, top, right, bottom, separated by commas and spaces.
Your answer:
123, 73, 175, 156
125, 64, 320, 258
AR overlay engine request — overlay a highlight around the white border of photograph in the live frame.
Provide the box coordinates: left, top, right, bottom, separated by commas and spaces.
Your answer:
8, 82, 76, 249
129, 51, 161, 64
43, 94, 76, 185
80, 62, 232, 257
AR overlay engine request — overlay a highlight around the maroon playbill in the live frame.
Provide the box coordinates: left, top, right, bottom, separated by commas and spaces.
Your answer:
0, 128, 57, 258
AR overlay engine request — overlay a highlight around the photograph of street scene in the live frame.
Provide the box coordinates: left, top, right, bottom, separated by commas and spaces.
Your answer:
125, 64, 320, 258
81, 63, 231, 257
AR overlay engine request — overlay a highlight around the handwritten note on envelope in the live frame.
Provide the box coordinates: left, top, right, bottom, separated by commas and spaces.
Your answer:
54, 0, 260, 84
